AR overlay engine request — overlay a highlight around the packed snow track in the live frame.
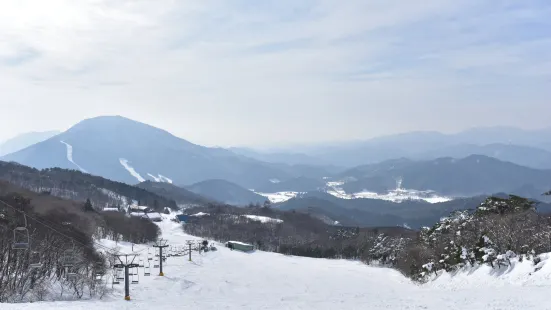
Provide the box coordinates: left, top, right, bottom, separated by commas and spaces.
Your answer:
4, 216, 550, 309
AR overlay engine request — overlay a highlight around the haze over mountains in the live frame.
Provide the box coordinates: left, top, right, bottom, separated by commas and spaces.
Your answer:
238, 128, 551, 168
2, 115, 551, 222
0, 130, 60, 156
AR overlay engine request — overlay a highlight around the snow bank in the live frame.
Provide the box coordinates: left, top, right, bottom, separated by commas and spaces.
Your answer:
426, 253, 551, 289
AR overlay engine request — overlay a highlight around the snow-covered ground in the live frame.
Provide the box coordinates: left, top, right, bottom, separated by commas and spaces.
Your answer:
5, 216, 551, 309
158, 175, 173, 183
326, 181, 452, 203
243, 214, 283, 223
119, 158, 145, 182
60, 141, 88, 173
190, 212, 210, 217
255, 191, 302, 203
147, 173, 173, 184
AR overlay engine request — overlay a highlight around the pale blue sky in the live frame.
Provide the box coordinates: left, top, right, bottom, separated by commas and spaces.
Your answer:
0, 0, 549, 147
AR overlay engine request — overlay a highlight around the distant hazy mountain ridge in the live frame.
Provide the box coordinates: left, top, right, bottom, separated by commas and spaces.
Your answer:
0, 130, 60, 156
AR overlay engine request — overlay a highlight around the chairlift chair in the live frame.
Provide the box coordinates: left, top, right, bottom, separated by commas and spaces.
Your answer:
95, 264, 105, 281
153, 257, 159, 268
95, 262, 105, 277
144, 263, 151, 276
131, 267, 139, 284
29, 251, 43, 269
67, 266, 78, 280
112, 269, 121, 284
62, 250, 75, 268
12, 214, 30, 250
116, 267, 125, 281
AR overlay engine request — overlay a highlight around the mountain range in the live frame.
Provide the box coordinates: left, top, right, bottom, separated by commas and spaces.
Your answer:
276, 191, 551, 228
239, 127, 551, 168
0, 130, 60, 156
335, 155, 551, 198
2, 115, 551, 213
2, 116, 296, 188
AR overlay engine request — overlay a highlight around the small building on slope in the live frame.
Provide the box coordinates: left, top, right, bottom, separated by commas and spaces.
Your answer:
226, 241, 254, 252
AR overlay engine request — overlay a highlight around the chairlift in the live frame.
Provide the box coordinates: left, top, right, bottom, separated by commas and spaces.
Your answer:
131, 267, 139, 284
112, 268, 121, 284
67, 266, 78, 280
116, 267, 125, 281
12, 214, 30, 250
153, 257, 159, 268
29, 251, 43, 269
95, 262, 105, 281
62, 249, 75, 267
144, 263, 151, 276
139, 259, 144, 268
95, 262, 105, 276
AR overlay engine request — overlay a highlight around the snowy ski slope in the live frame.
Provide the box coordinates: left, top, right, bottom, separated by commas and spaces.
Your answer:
4, 216, 551, 309
60, 141, 88, 173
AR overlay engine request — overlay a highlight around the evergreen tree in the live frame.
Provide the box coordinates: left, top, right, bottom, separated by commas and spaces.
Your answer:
84, 198, 94, 212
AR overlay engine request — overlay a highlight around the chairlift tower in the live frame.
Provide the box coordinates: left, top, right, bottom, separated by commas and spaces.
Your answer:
153, 239, 169, 276
186, 240, 194, 262
113, 254, 139, 301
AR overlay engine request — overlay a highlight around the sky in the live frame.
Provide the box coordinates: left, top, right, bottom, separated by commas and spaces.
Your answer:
0, 0, 550, 148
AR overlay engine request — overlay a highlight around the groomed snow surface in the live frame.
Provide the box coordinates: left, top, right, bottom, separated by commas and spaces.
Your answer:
119, 158, 145, 182
60, 141, 88, 173
5, 216, 551, 309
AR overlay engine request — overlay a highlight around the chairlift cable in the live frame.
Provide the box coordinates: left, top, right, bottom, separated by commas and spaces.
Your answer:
0, 198, 126, 256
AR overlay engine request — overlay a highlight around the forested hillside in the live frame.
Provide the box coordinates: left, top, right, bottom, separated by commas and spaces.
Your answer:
0, 181, 160, 302
337, 155, 551, 197
137, 181, 212, 206
0, 161, 178, 211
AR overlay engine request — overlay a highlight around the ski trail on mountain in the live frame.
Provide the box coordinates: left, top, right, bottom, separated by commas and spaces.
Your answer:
147, 173, 173, 183
119, 158, 145, 182
158, 174, 173, 183
147, 173, 161, 182
60, 141, 88, 173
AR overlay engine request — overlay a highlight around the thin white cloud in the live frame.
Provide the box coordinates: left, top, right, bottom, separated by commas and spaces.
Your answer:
0, 0, 549, 147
